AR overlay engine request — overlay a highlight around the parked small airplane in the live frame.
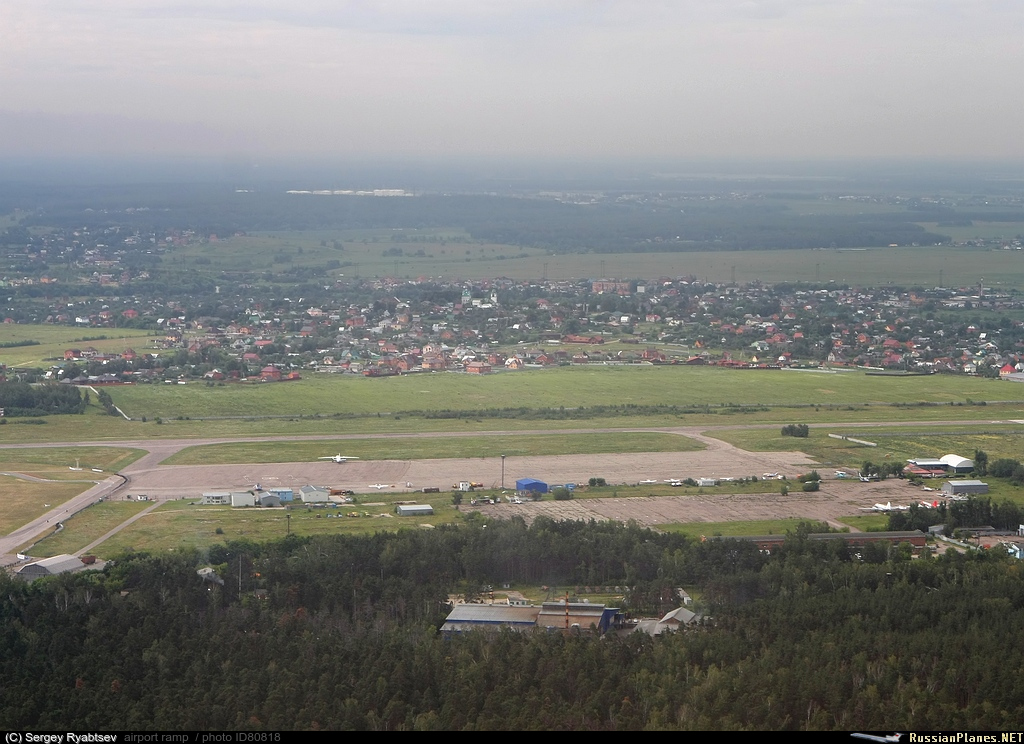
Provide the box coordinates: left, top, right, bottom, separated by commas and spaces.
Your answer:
368, 483, 391, 490
319, 454, 360, 463
861, 502, 909, 512
859, 474, 880, 482
639, 479, 658, 485
919, 500, 940, 508
834, 470, 848, 479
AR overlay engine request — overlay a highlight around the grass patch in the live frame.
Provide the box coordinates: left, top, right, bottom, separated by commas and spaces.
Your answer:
164, 432, 704, 466
31, 500, 152, 557
105, 366, 1018, 421
706, 425, 1024, 472
83, 493, 465, 558
0, 477, 89, 537
837, 514, 892, 532
655, 519, 818, 538
0, 446, 145, 472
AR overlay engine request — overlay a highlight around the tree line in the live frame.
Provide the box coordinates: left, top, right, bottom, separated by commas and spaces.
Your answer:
2, 518, 1023, 730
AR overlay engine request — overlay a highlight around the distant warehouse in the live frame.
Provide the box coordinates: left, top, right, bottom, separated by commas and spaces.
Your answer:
943, 480, 988, 496
396, 504, 434, 517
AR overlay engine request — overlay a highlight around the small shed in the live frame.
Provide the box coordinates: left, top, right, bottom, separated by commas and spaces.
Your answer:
299, 485, 330, 503
516, 478, 548, 494
396, 504, 434, 517
943, 480, 989, 496
231, 491, 256, 508
268, 487, 294, 503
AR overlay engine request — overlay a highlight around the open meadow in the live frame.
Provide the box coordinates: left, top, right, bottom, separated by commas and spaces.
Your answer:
104, 366, 1020, 420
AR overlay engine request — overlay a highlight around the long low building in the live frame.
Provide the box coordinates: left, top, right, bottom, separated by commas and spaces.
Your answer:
943, 480, 988, 496
442, 601, 624, 634
16, 554, 91, 581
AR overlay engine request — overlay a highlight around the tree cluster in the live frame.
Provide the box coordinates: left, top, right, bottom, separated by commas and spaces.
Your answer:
0, 382, 84, 416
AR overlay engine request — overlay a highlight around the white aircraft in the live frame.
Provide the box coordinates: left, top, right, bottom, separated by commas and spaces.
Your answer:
834, 470, 848, 479
318, 454, 360, 463
639, 479, 658, 485
861, 502, 909, 512
852, 734, 902, 744
368, 483, 391, 490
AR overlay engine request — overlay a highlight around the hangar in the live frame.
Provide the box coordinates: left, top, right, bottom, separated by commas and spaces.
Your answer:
516, 478, 548, 494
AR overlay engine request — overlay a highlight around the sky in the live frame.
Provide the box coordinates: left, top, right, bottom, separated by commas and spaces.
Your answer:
1, 1, 1022, 165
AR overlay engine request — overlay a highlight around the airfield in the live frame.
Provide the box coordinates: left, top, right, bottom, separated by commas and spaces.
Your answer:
0, 424, 941, 563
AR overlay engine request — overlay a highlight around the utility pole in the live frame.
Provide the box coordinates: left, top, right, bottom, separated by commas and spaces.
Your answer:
501, 454, 506, 490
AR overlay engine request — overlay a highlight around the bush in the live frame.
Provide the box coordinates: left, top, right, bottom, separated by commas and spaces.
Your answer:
781, 423, 809, 438
802, 481, 820, 492
588, 477, 606, 487
552, 487, 573, 501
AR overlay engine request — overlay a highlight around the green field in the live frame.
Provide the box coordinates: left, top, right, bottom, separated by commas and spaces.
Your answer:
0, 446, 145, 472
103, 366, 1019, 420
708, 425, 1024, 472
839, 514, 891, 532
31, 500, 152, 557
164, 432, 704, 465
0, 476, 88, 538
52, 494, 463, 558
654, 519, 821, 538
0, 325, 157, 368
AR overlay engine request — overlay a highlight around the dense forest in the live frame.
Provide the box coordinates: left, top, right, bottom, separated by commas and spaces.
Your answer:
2, 518, 1022, 730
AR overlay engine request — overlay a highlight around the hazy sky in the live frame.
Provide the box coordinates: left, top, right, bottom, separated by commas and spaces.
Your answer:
2, 1, 1022, 163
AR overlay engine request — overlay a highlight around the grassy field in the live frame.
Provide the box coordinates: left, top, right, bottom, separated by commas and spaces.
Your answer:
0, 325, 157, 368
0, 476, 89, 537
655, 519, 819, 538
2, 399, 1024, 445
30, 500, 152, 557
164, 432, 704, 465
839, 514, 892, 532
707, 425, 1024, 472
0, 446, 145, 472
103, 366, 1019, 420
52, 493, 464, 558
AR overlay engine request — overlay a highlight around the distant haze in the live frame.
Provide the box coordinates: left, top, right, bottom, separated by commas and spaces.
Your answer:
1, 1, 1023, 164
